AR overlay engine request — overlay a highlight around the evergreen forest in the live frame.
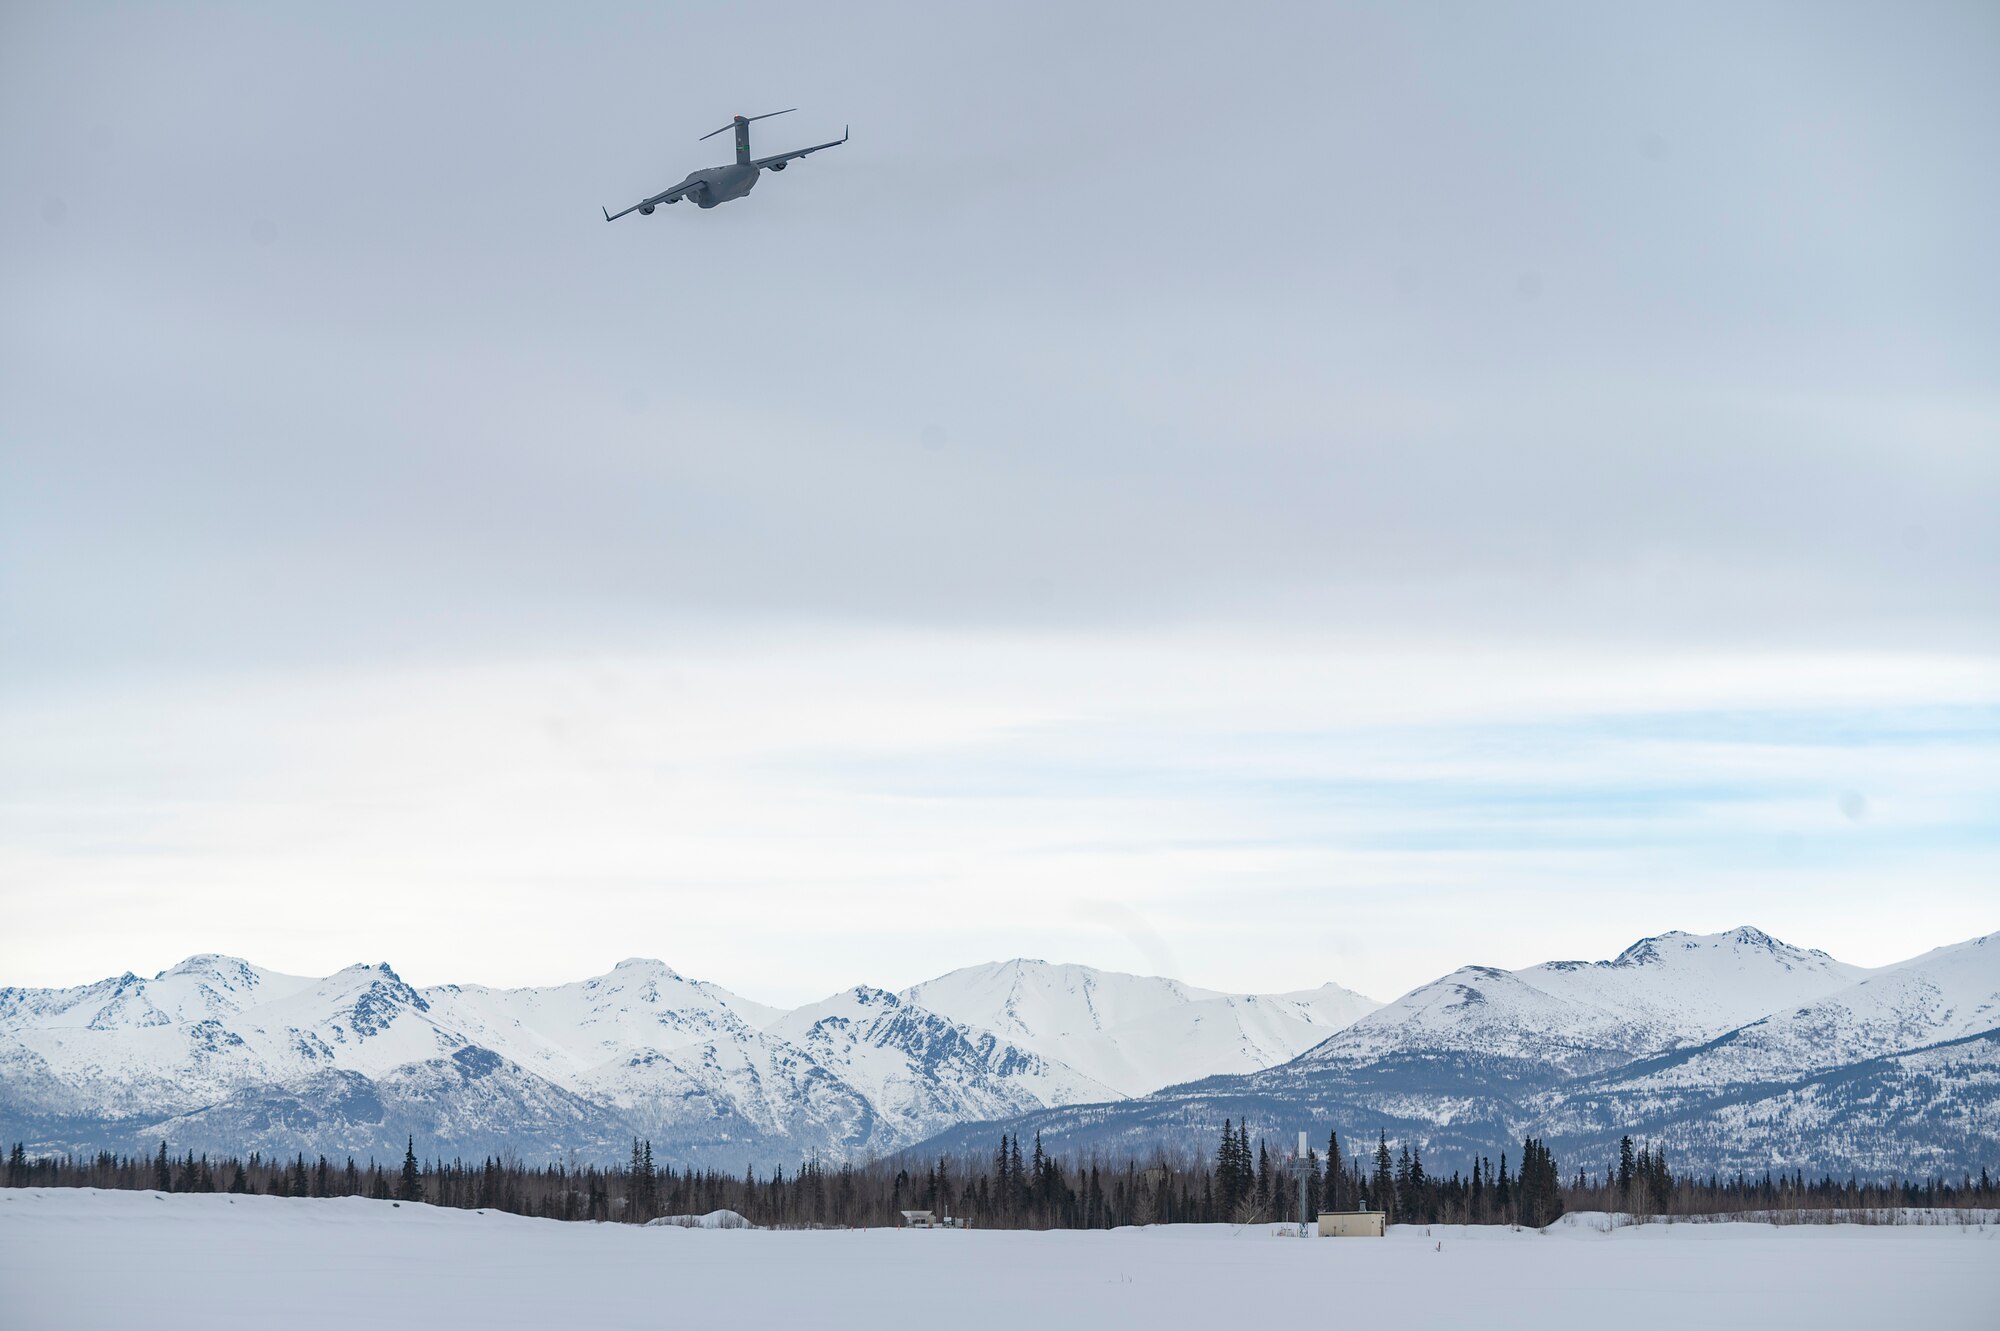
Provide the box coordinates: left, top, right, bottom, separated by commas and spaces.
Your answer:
6, 1130, 1992, 1230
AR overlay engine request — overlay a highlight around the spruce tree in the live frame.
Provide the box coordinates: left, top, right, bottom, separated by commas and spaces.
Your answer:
1394, 1143, 1411, 1209
399, 1136, 423, 1203
1646, 1143, 1672, 1214
1372, 1133, 1393, 1220
1215, 1120, 1236, 1211
1009, 1135, 1026, 1213
1514, 1137, 1563, 1228
1031, 1133, 1046, 1218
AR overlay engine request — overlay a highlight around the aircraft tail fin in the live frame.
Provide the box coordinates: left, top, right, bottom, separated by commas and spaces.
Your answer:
700, 108, 795, 165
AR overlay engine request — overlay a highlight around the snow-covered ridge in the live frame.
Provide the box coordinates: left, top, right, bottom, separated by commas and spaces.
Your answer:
0, 952, 1380, 1164
1304, 926, 1871, 1077
1591, 930, 2000, 1092
901, 960, 1378, 1096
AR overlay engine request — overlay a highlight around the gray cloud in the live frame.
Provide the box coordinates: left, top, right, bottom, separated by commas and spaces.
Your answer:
3, 0, 1996, 683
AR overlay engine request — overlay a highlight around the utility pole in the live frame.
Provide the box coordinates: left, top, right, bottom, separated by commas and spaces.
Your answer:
1297, 1131, 1310, 1238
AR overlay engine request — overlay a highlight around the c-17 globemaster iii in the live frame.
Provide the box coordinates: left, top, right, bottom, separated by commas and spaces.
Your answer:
602, 109, 847, 219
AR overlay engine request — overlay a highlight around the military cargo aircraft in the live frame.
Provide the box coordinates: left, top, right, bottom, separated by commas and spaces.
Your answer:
603, 109, 847, 218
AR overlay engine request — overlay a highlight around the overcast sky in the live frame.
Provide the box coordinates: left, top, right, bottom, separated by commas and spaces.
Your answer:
3, 1, 1995, 1005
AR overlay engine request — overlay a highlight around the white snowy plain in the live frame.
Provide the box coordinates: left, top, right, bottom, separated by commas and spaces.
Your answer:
1, 1189, 1992, 1331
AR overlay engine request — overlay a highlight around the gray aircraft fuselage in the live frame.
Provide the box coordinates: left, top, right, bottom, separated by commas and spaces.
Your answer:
659, 162, 760, 211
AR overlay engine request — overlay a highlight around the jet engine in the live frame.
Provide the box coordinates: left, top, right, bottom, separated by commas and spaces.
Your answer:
639, 203, 655, 215
769, 161, 787, 171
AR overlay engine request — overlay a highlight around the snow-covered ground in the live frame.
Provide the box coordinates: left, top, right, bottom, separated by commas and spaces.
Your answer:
3, 1190, 1992, 1330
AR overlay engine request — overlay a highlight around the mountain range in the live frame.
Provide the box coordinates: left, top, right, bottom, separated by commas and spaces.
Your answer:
3, 926, 1993, 1177
0, 953, 1374, 1168
904, 927, 1999, 1179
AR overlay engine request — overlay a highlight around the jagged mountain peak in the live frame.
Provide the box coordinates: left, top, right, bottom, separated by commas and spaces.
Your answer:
830, 984, 903, 1008
0, 956, 314, 1032
314, 962, 428, 1008
254, 965, 441, 1050
334, 961, 406, 980
1605, 925, 1827, 970
768, 986, 906, 1038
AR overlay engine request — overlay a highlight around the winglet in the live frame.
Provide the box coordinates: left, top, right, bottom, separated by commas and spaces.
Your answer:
602, 206, 612, 222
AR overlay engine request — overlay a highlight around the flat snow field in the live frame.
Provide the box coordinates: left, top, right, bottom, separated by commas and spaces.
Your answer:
2, 1190, 1992, 1331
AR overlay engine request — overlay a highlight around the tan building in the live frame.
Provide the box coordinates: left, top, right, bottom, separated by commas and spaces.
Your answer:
1316, 1210, 1386, 1237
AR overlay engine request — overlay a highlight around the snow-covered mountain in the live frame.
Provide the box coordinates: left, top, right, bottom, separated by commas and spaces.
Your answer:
0, 955, 1375, 1167
1525, 931, 2000, 1175
1302, 927, 1869, 1078
902, 960, 1377, 1096
903, 928, 1999, 1179
0, 957, 460, 1121
768, 986, 1119, 1142
10, 928, 1990, 1176
1603, 931, 1997, 1087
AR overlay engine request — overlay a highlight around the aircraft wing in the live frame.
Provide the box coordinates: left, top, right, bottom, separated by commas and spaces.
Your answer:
601, 178, 701, 222
750, 126, 848, 171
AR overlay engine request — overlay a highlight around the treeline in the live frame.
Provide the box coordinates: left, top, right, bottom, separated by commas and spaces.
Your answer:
5, 1133, 1994, 1230
1244, 1124, 1567, 1227
1309, 1130, 1997, 1226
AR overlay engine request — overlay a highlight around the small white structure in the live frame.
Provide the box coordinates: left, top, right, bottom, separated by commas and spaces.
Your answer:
1317, 1210, 1387, 1238
899, 1210, 965, 1229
